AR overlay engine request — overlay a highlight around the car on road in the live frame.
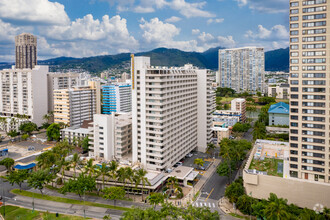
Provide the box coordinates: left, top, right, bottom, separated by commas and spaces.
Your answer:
186, 153, 193, 158
174, 162, 183, 167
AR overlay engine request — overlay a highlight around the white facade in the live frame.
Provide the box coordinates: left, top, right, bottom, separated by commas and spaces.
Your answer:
219, 47, 265, 93
89, 113, 132, 161
131, 56, 214, 171
0, 65, 48, 126
231, 98, 246, 122
61, 126, 92, 144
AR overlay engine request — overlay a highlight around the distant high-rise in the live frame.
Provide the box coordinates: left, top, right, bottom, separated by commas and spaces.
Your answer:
218, 47, 265, 93
102, 83, 132, 114
15, 33, 37, 69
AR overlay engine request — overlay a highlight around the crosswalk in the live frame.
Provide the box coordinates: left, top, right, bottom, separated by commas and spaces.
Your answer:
192, 202, 216, 208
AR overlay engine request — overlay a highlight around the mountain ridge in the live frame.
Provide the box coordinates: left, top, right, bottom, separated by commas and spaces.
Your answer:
1, 47, 289, 73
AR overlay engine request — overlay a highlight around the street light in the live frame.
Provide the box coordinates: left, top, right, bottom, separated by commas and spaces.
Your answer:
83, 187, 87, 218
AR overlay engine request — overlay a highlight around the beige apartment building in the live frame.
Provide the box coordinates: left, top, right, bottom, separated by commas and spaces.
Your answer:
231, 98, 246, 122
53, 82, 99, 127
268, 84, 290, 99
89, 113, 132, 161
47, 72, 82, 112
289, 0, 329, 183
131, 56, 214, 171
15, 33, 37, 69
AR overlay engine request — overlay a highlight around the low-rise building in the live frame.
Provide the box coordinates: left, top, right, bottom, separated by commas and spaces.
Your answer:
60, 120, 92, 144
268, 102, 289, 126
268, 84, 290, 99
212, 127, 230, 145
243, 140, 330, 209
231, 98, 246, 122
212, 110, 241, 127
89, 113, 132, 161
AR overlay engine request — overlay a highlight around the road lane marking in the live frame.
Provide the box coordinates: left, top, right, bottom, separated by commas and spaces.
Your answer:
204, 203, 207, 206
200, 202, 203, 207
205, 188, 214, 202
212, 203, 215, 208
195, 203, 198, 207
208, 203, 211, 207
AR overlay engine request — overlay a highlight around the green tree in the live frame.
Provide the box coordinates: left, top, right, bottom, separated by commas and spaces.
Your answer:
224, 179, 245, 203
7, 130, 19, 138
36, 150, 57, 169
184, 204, 220, 220
60, 173, 96, 199
56, 157, 70, 184
206, 143, 216, 158
217, 162, 229, 178
70, 153, 81, 178
6, 169, 29, 191
97, 163, 110, 190
103, 187, 126, 207
83, 158, 97, 176
19, 122, 38, 135
264, 193, 290, 220
134, 168, 150, 202
46, 123, 61, 141
81, 136, 90, 153
27, 169, 54, 195
253, 121, 267, 140
236, 195, 256, 215
0, 157, 15, 173
21, 133, 29, 140
148, 192, 165, 210
166, 176, 179, 197
194, 158, 205, 169
108, 160, 119, 181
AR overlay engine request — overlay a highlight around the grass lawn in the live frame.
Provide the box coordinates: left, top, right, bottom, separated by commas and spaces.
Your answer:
216, 97, 235, 103
0, 205, 89, 220
11, 189, 131, 212
249, 158, 283, 177
229, 213, 249, 219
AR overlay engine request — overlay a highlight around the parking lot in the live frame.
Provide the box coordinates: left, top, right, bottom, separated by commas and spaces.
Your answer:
181, 151, 213, 170
0, 140, 53, 161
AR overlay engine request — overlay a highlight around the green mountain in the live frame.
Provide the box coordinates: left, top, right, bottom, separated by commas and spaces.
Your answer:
2, 47, 289, 73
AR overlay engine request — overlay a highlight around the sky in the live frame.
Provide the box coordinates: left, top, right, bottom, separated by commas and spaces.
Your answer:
0, 0, 289, 62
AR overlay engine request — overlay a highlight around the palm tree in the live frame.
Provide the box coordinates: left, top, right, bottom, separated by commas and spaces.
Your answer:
124, 167, 134, 198
166, 176, 179, 196
116, 167, 126, 191
108, 160, 119, 183
97, 163, 110, 190
83, 158, 97, 176
264, 193, 290, 220
70, 153, 81, 178
135, 168, 150, 202
56, 157, 70, 184
194, 158, 205, 169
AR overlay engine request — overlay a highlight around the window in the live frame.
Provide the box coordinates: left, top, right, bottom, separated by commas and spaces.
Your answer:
291, 38, 299, 43
302, 51, 326, 56
291, 9, 299, 14
302, 28, 326, 35
302, 21, 326, 27
291, 66, 299, 71
291, 45, 299, 50
291, 87, 299, 92
303, 6, 326, 13
291, 59, 299, 64
303, 13, 326, 20
291, 52, 299, 57
291, 80, 299, 85
290, 23, 299, 28
303, 0, 327, 6
290, 2, 299, 7
291, 16, 299, 21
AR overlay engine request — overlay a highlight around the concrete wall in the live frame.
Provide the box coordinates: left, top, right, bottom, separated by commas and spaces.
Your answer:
244, 172, 330, 209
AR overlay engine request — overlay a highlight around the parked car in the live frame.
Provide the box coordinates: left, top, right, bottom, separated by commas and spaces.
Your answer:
186, 153, 193, 158
199, 166, 206, 171
175, 162, 183, 167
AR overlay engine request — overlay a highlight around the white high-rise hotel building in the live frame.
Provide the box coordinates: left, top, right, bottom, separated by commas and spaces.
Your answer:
131, 56, 215, 171
289, 0, 329, 183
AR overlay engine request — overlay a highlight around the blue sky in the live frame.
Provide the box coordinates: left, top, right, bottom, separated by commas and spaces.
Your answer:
0, 0, 289, 61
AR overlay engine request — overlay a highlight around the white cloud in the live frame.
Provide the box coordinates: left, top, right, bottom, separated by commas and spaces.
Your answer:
165, 16, 182, 23
37, 14, 138, 57
0, 20, 20, 44
140, 17, 180, 45
245, 24, 289, 40
244, 24, 289, 50
0, 0, 70, 25
207, 18, 224, 25
170, 0, 215, 18
192, 29, 200, 35
237, 0, 288, 13
139, 18, 235, 52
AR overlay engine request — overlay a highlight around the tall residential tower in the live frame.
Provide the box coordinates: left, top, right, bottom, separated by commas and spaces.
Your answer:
218, 47, 265, 93
289, 0, 329, 183
15, 33, 37, 69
